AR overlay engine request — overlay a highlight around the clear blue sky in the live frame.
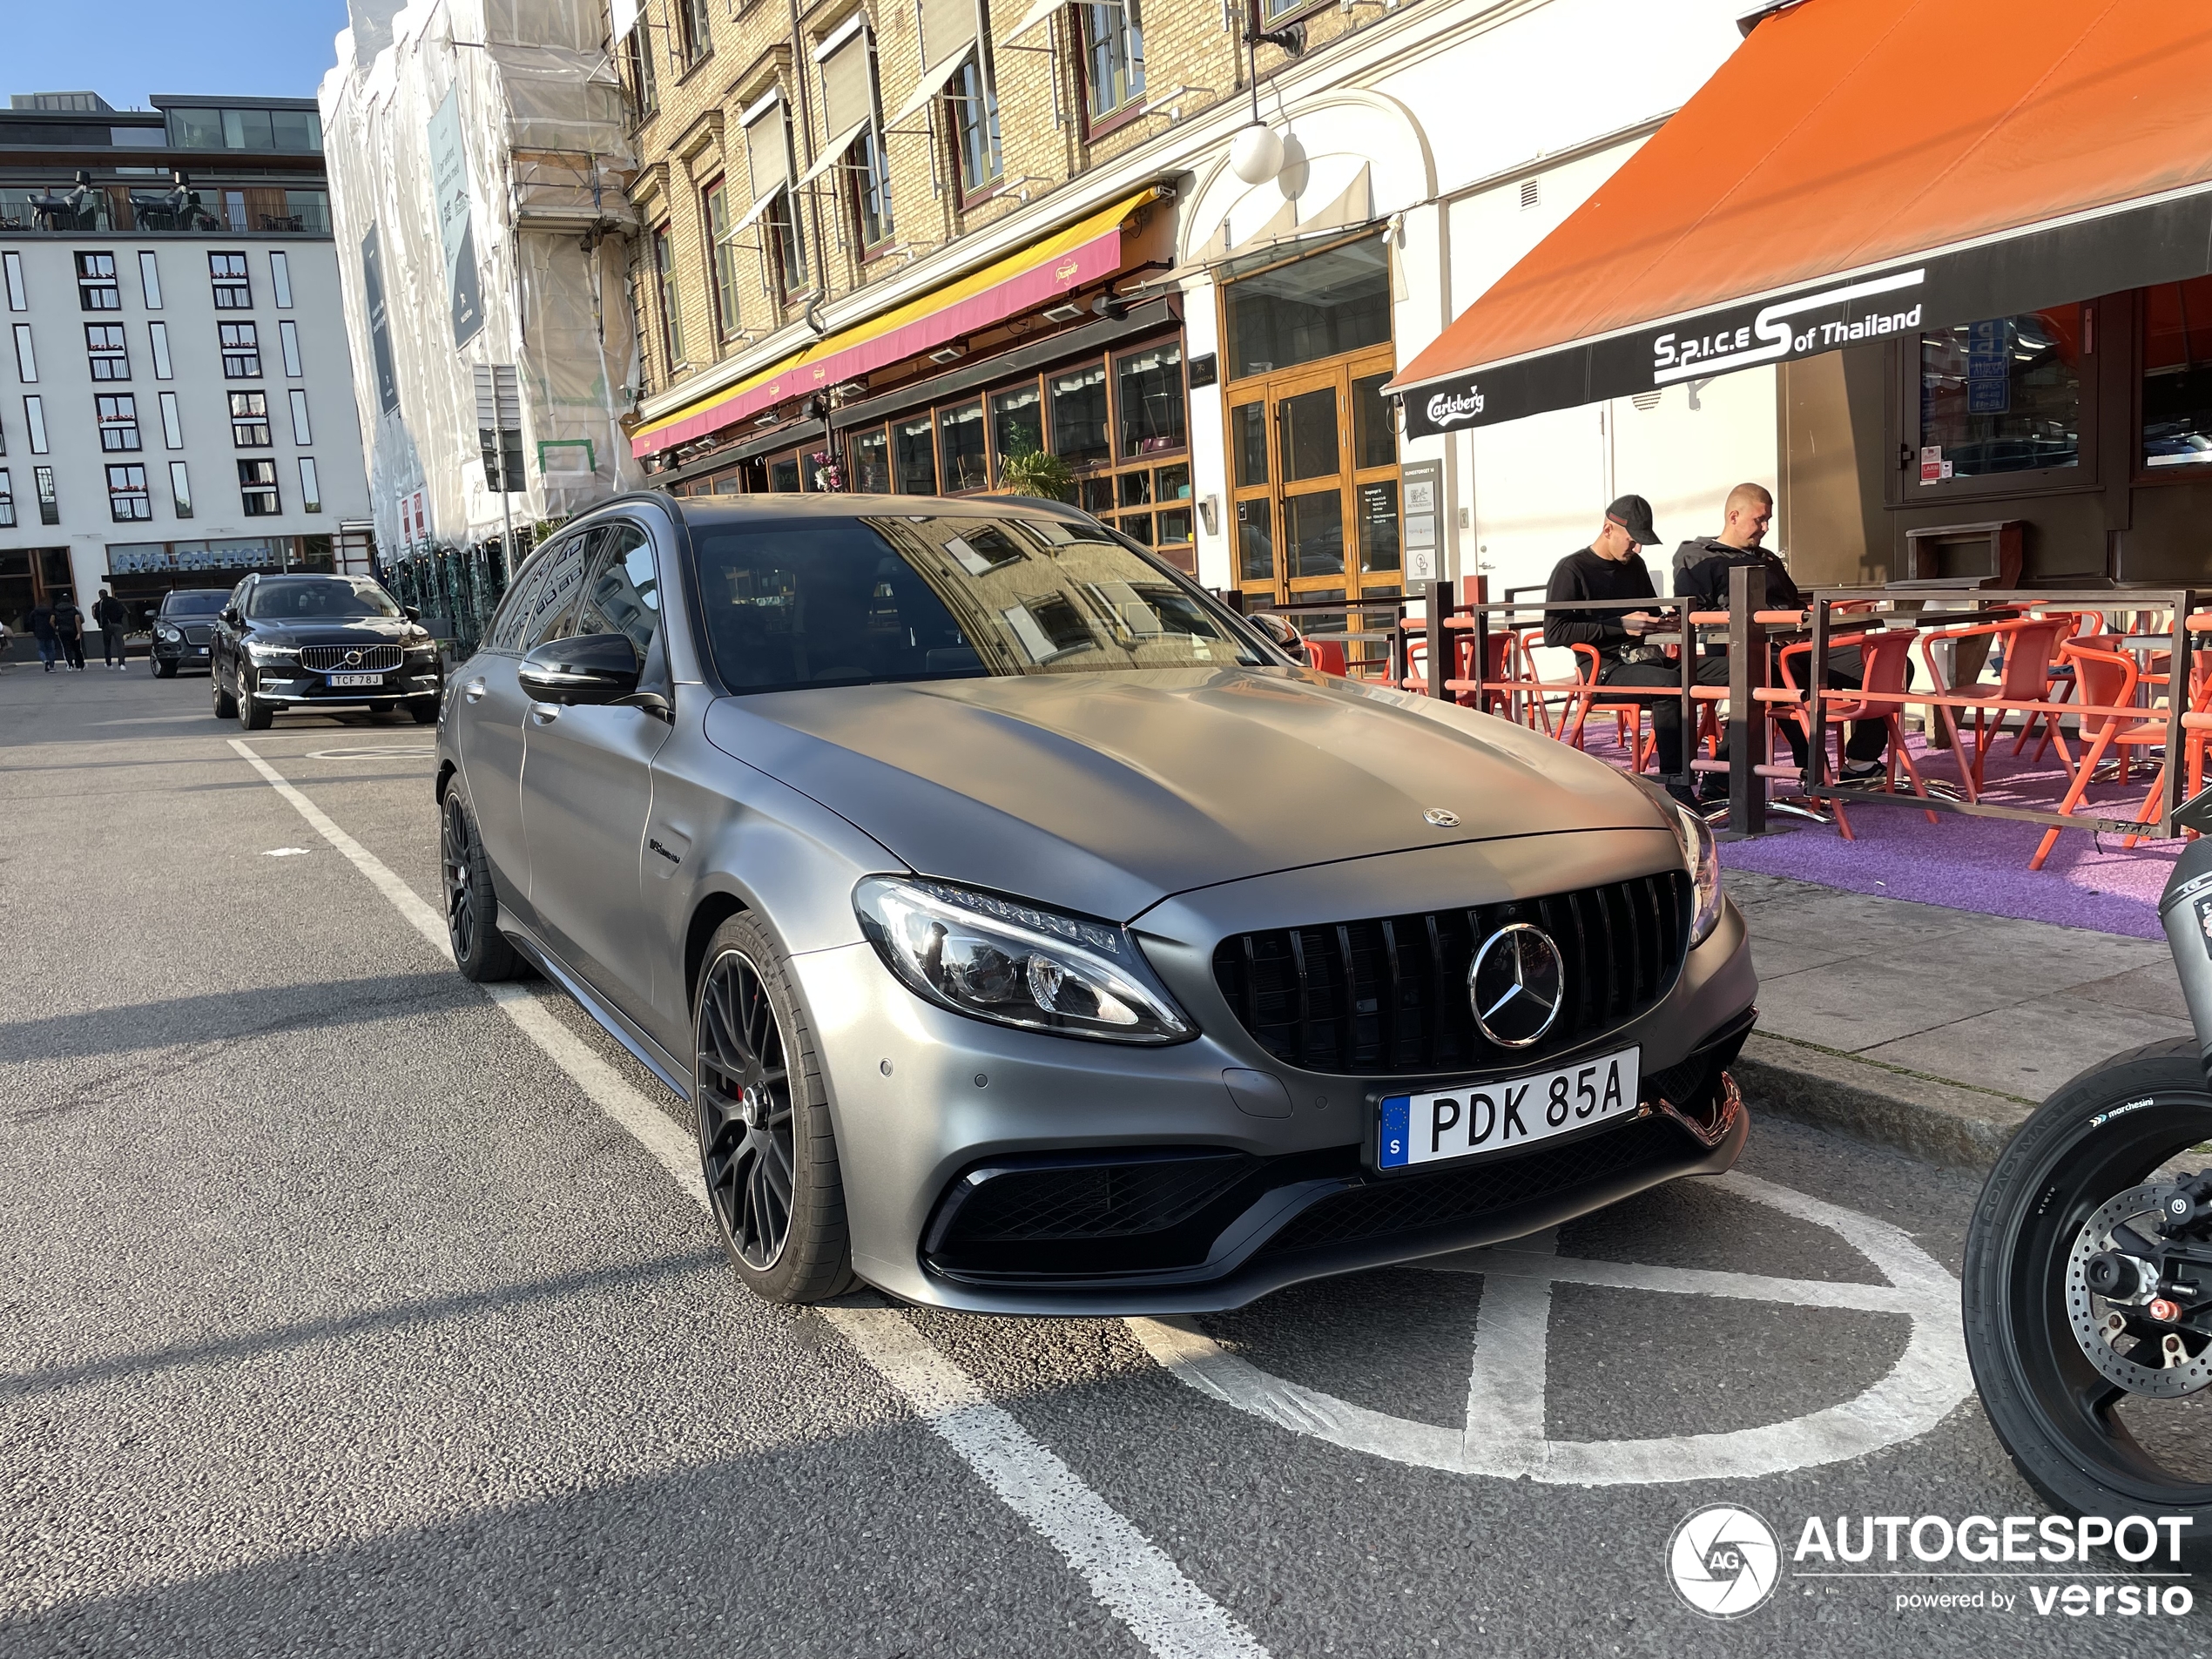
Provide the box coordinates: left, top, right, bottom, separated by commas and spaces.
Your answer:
10, 1, 353, 110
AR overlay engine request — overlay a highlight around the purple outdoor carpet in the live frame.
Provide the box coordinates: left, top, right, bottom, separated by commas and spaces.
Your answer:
1578, 723, 2187, 940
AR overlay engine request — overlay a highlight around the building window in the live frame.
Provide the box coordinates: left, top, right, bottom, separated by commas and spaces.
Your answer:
894, 414, 937, 493
24, 395, 47, 453
298, 455, 321, 513
138, 250, 162, 307
1049, 361, 1111, 466
2142, 277, 2212, 471
1116, 341, 1185, 455
937, 399, 988, 491
288, 388, 313, 445
35, 464, 57, 524
1080, 3, 1144, 124
1224, 236, 1393, 381
76, 251, 120, 311
624, 24, 658, 119
230, 390, 272, 447
651, 225, 685, 370
238, 457, 280, 516
220, 320, 260, 377
769, 191, 809, 301
169, 460, 192, 518
12, 322, 36, 382
208, 251, 252, 308
96, 393, 141, 452
270, 250, 293, 308
1257, 0, 1305, 21
158, 389, 183, 448
676, 0, 711, 64
0, 469, 12, 528
1917, 309, 2081, 481
3, 251, 24, 311
703, 177, 743, 344
850, 425, 890, 490
991, 382, 1044, 464
149, 320, 173, 379
949, 54, 1003, 197
851, 128, 894, 250
85, 322, 129, 380
106, 463, 151, 522
279, 319, 302, 376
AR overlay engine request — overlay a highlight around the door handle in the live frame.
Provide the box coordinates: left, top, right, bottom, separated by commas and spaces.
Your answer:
463, 676, 486, 703
529, 702, 561, 725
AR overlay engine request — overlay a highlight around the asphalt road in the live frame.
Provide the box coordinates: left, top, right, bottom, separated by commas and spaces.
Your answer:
1, 660, 2202, 1658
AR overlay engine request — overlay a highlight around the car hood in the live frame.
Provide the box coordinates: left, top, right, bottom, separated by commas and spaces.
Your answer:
703, 667, 1670, 922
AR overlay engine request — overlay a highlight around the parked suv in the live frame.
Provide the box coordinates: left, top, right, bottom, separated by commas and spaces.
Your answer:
435, 493, 1758, 1315
147, 588, 232, 677
210, 573, 442, 731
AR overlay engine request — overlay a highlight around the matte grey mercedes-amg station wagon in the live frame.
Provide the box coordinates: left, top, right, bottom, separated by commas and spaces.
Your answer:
435, 493, 1757, 1314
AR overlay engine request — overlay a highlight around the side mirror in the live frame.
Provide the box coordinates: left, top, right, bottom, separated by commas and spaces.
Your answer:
402, 605, 421, 622
1248, 611, 1302, 651
518, 632, 641, 706
220, 606, 240, 625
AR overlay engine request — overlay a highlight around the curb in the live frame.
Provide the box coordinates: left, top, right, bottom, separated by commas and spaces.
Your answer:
1730, 1031, 2034, 1170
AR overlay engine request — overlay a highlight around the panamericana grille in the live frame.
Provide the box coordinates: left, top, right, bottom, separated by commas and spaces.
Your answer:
179, 624, 212, 645
300, 644, 402, 672
1211, 872, 1689, 1076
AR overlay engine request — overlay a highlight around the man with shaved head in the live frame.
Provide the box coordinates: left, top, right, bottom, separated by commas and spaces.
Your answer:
1675, 483, 1891, 780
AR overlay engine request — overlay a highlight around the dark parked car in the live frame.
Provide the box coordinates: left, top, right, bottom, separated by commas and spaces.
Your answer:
436, 495, 1757, 1313
210, 572, 442, 731
147, 588, 232, 677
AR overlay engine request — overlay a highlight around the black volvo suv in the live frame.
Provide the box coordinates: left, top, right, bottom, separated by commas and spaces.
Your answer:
210, 573, 442, 730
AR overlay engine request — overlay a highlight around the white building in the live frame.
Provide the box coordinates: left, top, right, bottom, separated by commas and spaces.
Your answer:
0, 93, 370, 637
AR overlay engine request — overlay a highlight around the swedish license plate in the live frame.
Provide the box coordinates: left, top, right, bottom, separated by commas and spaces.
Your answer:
327, 672, 382, 687
1377, 1047, 1641, 1170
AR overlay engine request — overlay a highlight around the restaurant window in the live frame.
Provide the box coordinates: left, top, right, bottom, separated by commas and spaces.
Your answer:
84, 322, 129, 381
850, 425, 891, 492
894, 414, 937, 494
767, 452, 804, 493
938, 400, 988, 492
106, 463, 151, 523
219, 320, 260, 377
1080, 3, 1144, 124
96, 393, 140, 452
2143, 276, 2212, 472
209, 251, 252, 308
1116, 341, 1184, 456
652, 225, 685, 369
703, 177, 744, 345
990, 383, 1043, 465
949, 54, 1003, 198
229, 391, 272, 448
1224, 236, 1392, 381
1917, 309, 2081, 480
1049, 361, 1110, 466
238, 457, 280, 516
76, 251, 119, 311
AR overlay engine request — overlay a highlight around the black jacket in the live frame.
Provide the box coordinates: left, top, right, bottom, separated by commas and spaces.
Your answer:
96, 597, 126, 627
51, 603, 84, 639
1672, 537, 1803, 611
26, 604, 54, 641
1543, 547, 1658, 658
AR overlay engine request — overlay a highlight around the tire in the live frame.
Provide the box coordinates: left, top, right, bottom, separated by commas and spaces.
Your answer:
212, 664, 238, 720
1963, 1037, 2212, 1555
237, 673, 273, 731
408, 698, 439, 725
441, 787, 523, 981
154, 657, 176, 678
692, 913, 858, 1305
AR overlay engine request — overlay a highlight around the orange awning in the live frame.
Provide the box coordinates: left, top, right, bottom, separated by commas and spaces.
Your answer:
1392, 0, 2212, 436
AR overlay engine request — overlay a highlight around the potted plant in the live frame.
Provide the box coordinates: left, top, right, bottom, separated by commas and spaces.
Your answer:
996, 445, 1074, 502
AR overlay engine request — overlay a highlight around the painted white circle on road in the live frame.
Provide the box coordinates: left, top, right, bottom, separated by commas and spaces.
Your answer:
1128, 1170, 1971, 1485
300, 745, 436, 760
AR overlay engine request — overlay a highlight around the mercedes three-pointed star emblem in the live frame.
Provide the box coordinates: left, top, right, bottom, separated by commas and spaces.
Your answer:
1467, 923, 1567, 1048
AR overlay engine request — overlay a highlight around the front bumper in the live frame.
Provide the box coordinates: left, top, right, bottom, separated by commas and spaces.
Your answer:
789, 845, 1758, 1316
252, 666, 442, 707
152, 639, 211, 666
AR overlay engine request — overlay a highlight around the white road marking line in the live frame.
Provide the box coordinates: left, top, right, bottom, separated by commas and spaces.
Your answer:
261, 847, 313, 858
228, 738, 1270, 1659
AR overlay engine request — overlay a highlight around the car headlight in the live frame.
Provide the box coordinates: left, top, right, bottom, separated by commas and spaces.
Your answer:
244, 641, 299, 664
855, 876, 1193, 1044
1629, 777, 1723, 947
154, 624, 180, 642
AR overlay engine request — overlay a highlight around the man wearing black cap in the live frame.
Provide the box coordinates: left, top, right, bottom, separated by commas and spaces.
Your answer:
1544, 495, 1728, 807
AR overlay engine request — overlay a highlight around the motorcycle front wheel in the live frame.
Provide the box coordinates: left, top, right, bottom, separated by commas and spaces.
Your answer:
1965, 1037, 2212, 1554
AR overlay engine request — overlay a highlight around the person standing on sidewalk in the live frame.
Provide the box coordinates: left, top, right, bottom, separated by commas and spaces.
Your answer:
51, 591, 86, 671
1544, 495, 1728, 808
26, 599, 58, 672
1673, 482, 1892, 780
93, 590, 128, 670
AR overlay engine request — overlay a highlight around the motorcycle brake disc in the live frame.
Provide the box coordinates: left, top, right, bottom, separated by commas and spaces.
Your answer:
2067, 1184, 2212, 1399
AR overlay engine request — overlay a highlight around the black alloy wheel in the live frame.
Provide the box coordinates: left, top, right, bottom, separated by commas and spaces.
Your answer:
691, 914, 856, 1304
440, 789, 521, 981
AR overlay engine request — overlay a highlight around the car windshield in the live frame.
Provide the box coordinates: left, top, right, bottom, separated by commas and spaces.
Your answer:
161, 591, 230, 617
691, 514, 1269, 693
245, 578, 401, 621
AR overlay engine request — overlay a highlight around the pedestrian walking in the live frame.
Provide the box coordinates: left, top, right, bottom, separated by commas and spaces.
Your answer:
51, 591, 86, 671
94, 590, 129, 669
26, 599, 58, 672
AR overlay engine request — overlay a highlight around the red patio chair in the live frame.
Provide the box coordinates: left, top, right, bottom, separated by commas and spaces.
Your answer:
1303, 637, 1349, 676
1915, 615, 2075, 801
2030, 641, 2156, 870
1778, 628, 1938, 836
1562, 644, 1660, 772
